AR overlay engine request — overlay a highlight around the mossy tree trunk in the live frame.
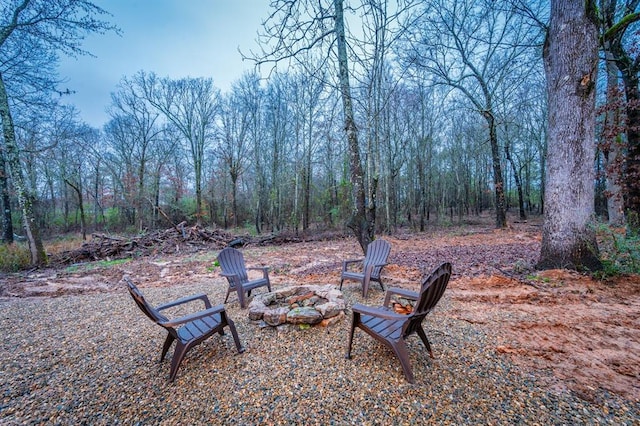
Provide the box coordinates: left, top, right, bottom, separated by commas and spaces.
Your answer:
0, 73, 46, 265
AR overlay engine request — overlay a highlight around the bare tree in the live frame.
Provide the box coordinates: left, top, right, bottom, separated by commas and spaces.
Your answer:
60, 124, 99, 240
140, 72, 220, 225
218, 83, 253, 228
103, 116, 138, 226
289, 69, 325, 231
0, 138, 12, 242
0, 0, 116, 264
403, 0, 545, 228
261, 72, 294, 231
108, 75, 164, 231
252, 0, 374, 251
538, 0, 602, 270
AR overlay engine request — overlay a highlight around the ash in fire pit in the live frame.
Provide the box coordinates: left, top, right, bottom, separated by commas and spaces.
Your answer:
248, 285, 346, 327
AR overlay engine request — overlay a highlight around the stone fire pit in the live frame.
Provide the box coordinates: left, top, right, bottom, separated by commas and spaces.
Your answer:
248, 284, 346, 327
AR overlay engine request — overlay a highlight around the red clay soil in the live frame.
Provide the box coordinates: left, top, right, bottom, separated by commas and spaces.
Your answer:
1, 217, 638, 402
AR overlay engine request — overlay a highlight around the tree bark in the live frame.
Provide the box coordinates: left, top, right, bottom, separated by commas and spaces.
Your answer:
504, 142, 526, 220
0, 143, 13, 243
538, 0, 602, 271
484, 111, 508, 228
334, 0, 374, 252
602, 47, 626, 225
600, 1, 640, 229
0, 72, 46, 264
64, 178, 86, 241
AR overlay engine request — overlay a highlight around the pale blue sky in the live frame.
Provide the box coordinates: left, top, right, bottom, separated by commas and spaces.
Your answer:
58, 0, 270, 128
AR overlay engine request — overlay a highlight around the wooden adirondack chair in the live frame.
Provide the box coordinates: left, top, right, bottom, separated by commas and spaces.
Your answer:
125, 277, 244, 382
345, 262, 452, 383
340, 239, 391, 298
217, 247, 272, 308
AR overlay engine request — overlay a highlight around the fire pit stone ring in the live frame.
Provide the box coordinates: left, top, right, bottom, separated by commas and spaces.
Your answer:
248, 284, 346, 327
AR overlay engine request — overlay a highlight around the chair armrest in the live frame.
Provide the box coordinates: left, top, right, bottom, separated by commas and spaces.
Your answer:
352, 303, 408, 321
159, 304, 227, 327
364, 262, 388, 273
247, 267, 269, 277
220, 272, 238, 278
157, 293, 212, 311
342, 259, 363, 270
383, 287, 419, 307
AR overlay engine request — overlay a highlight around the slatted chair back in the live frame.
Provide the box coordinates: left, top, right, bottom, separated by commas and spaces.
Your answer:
218, 247, 249, 283
125, 276, 244, 382
403, 262, 451, 338
364, 239, 391, 279
127, 280, 169, 324
217, 247, 272, 308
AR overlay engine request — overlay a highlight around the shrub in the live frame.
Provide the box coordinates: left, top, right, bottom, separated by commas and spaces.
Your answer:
0, 243, 31, 272
595, 224, 640, 279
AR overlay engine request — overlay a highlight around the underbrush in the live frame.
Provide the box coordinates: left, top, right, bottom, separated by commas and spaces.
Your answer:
0, 234, 89, 273
595, 224, 640, 279
45, 234, 86, 255
0, 243, 31, 272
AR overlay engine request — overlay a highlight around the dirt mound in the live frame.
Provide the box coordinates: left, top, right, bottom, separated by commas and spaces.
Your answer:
449, 271, 640, 402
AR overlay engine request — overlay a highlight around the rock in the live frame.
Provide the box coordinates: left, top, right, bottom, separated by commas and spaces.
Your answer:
249, 305, 267, 321
287, 307, 323, 325
320, 311, 345, 327
315, 301, 345, 319
264, 307, 290, 326
248, 284, 346, 327
286, 292, 310, 304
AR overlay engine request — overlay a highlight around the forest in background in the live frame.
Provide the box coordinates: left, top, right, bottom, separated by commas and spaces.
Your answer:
0, 1, 639, 270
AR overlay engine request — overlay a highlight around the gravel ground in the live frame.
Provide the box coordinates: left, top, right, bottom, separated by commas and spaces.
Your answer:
1, 278, 638, 425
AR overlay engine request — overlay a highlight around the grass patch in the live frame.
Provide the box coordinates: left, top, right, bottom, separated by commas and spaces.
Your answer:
65, 258, 131, 273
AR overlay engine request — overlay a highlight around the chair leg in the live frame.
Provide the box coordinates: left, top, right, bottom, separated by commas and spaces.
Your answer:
224, 315, 245, 353
345, 313, 359, 359
224, 286, 232, 304
160, 334, 175, 362
362, 278, 370, 298
339, 278, 344, 291
169, 342, 189, 382
391, 340, 415, 384
416, 326, 434, 358
236, 285, 246, 308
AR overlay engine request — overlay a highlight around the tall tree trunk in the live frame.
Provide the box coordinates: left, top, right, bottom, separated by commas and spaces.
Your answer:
0, 144, 13, 243
538, 0, 602, 271
64, 179, 86, 241
504, 142, 526, 220
484, 111, 508, 228
602, 47, 626, 225
231, 170, 239, 228
0, 73, 46, 265
599, 0, 640, 229
334, 0, 373, 252
137, 157, 146, 232
621, 70, 640, 229
194, 157, 203, 226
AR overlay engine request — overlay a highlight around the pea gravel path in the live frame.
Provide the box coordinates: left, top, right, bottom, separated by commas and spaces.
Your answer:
1, 279, 638, 425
